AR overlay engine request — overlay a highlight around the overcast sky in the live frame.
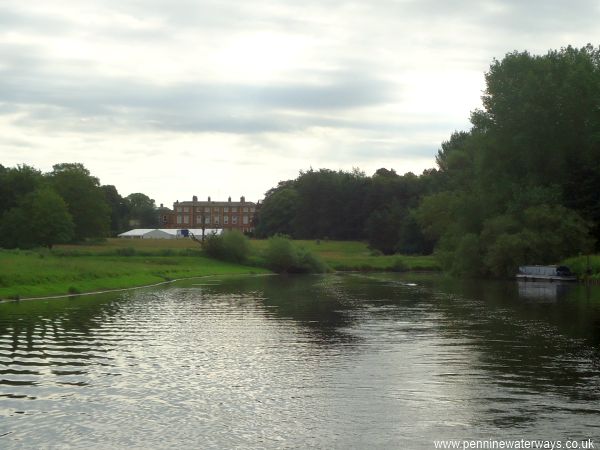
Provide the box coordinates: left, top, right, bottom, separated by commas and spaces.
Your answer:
1, 1, 599, 206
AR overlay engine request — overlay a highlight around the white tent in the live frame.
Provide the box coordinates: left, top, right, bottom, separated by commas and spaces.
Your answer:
118, 229, 175, 239
117, 228, 223, 239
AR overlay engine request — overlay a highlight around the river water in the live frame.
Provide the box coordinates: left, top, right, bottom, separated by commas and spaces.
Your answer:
1, 273, 599, 449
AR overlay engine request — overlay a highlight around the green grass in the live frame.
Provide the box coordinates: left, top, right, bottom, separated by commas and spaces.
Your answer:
0, 238, 438, 300
0, 250, 268, 299
249, 239, 439, 272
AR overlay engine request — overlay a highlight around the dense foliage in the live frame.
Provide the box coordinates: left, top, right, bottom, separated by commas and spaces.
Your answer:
415, 45, 599, 276
202, 230, 251, 263
255, 168, 435, 255
0, 163, 159, 248
262, 235, 327, 273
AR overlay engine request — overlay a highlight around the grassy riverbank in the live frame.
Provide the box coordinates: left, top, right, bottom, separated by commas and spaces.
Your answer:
0, 238, 439, 300
0, 250, 268, 300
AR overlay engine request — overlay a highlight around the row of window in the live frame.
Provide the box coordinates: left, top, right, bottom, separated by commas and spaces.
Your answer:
176, 206, 254, 213
176, 215, 250, 225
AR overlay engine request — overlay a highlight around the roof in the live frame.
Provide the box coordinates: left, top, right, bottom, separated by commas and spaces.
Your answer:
118, 229, 159, 237
176, 200, 256, 207
118, 228, 223, 237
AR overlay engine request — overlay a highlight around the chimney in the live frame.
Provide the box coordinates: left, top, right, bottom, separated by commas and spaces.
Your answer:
208, 196, 211, 202
240, 196, 245, 203
160, 203, 164, 208
192, 195, 197, 202
228, 196, 231, 202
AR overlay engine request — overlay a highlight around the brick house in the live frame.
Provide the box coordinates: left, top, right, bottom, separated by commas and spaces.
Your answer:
157, 196, 257, 233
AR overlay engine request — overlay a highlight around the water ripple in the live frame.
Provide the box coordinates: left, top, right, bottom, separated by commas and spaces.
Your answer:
0, 274, 599, 448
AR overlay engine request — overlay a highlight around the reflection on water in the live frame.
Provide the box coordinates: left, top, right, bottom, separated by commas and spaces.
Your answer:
517, 280, 574, 301
1, 273, 599, 449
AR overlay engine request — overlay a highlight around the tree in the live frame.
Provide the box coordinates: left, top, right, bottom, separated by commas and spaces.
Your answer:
0, 206, 33, 249
0, 189, 73, 249
49, 163, 110, 240
255, 184, 299, 238
365, 203, 403, 255
29, 189, 74, 249
125, 193, 158, 228
102, 185, 130, 235
0, 164, 43, 215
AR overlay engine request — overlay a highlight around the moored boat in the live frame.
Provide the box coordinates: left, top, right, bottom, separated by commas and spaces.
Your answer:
516, 265, 577, 282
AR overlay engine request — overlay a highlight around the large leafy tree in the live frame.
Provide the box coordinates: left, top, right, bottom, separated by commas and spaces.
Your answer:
49, 163, 110, 241
416, 45, 599, 276
125, 193, 158, 228
0, 189, 74, 249
29, 189, 74, 249
0, 164, 43, 215
101, 185, 130, 235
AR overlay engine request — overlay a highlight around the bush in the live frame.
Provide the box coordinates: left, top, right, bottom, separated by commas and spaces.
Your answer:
390, 258, 408, 272
203, 230, 250, 263
263, 235, 327, 273
116, 247, 136, 256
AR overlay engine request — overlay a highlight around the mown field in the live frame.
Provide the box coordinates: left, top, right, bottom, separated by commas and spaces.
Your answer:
0, 250, 268, 300
52, 238, 439, 271
249, 239, 439, 271
0, 238, 439, 300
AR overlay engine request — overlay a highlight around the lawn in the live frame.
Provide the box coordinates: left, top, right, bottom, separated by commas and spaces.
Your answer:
0, 238, 439, 300
248, 239, 439, 271
0, 250, 268, 300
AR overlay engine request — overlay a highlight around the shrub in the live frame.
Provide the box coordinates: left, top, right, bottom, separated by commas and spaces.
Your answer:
263, 235, 327, 273
203, 230, 250, 263
390, 258, 408, 272
116, 247, 136, 256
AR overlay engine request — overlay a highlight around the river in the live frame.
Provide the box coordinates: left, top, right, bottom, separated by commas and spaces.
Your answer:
1, 273, 599, 449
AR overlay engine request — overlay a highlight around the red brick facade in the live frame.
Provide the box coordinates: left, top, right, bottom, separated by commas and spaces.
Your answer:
157, 196, 257, 233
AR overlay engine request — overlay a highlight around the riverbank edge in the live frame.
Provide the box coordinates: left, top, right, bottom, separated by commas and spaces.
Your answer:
0, 264, 442, 303
0, 272, 278, 304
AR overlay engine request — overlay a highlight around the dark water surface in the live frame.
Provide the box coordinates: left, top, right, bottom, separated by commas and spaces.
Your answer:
1, 273, 599, 449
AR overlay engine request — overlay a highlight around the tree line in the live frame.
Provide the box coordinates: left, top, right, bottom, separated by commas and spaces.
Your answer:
256, 44, 600, 276
3, 44, 599, 278
0, 163, 158, 249
254, 167, 438, 255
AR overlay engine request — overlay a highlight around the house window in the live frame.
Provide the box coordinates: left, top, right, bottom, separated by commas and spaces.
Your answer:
243, 207, 249, 213
250, 207, 255, 213
204, 207, 210, 212
232, 207, 238, 213
196, 215, 202, 223
213, 207, 219, 212
162, 215, 167, 223
214, 216, 220, 225
232, 216, 238, 224
224, 216, 229, 224
176, 207, 182, 212
243, 215, 249, 225
224, 207, 229, 212
183, 215, 189, 224
183, 207, 189, 213
177, 215, 182, 224
205, 217, 211, 224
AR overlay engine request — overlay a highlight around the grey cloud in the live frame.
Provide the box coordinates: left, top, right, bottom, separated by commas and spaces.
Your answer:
0, 44, 395, 134
401, 0, 600, 35
0, 7, 71, 33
